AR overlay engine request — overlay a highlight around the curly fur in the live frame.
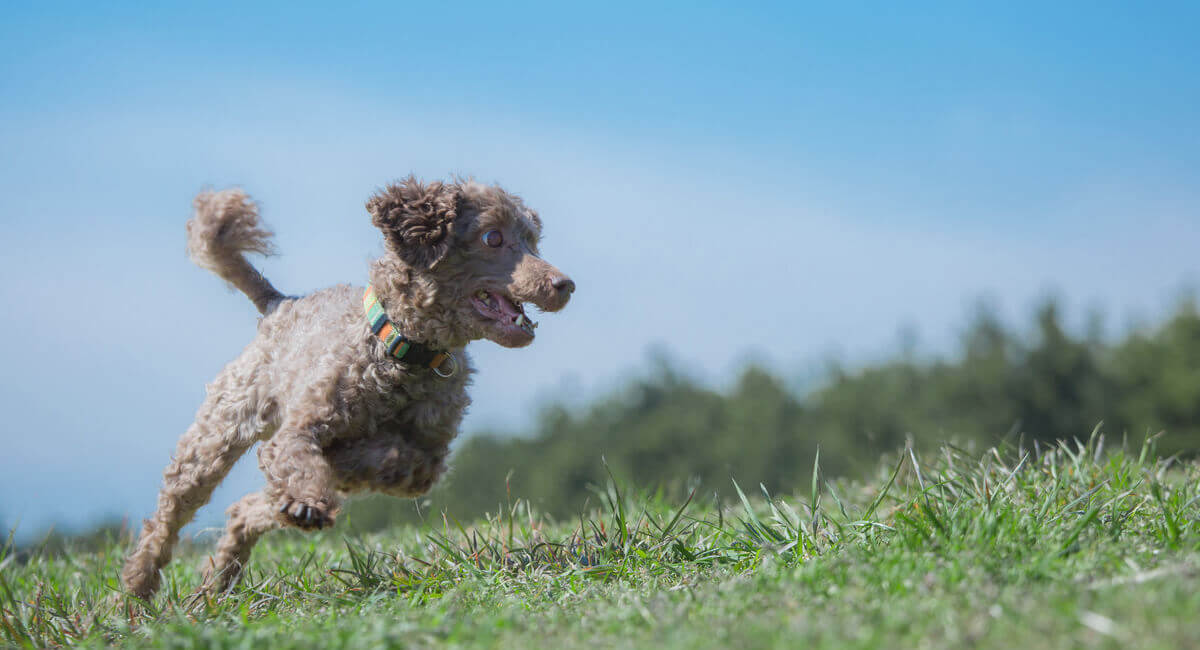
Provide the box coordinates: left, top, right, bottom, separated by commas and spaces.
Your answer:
187, 190, 283, 315
121, 177, 574, 599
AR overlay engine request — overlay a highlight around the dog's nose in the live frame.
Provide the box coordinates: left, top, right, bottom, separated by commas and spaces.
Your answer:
552, 275, 576, 294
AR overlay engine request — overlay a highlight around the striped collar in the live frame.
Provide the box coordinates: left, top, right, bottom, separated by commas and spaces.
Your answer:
363, 285, 457, 377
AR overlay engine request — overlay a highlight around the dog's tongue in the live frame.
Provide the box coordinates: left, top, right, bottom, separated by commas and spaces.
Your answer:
492, 292, 523, 320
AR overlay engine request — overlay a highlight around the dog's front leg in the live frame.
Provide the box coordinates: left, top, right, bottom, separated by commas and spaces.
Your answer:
258, 428, 342, 530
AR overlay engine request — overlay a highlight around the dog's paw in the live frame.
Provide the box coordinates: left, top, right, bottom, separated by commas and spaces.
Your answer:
277, 498, 336, 530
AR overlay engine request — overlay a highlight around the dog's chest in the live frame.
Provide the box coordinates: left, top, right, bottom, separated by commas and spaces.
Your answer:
356, 358, 473, 445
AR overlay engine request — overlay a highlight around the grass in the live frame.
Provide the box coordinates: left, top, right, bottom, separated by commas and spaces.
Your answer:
2, 432, 1199, 649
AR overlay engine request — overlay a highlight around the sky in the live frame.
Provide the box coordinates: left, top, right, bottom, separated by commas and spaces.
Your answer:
1, 1, 1198, 539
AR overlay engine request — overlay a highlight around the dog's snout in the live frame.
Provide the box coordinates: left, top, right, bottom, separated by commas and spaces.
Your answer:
551, 275, 576, 294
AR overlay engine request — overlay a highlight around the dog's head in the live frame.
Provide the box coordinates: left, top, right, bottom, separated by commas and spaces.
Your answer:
367, 176, 574, 348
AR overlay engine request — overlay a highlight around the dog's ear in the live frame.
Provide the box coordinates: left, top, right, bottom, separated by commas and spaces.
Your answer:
367, 176, 460, 269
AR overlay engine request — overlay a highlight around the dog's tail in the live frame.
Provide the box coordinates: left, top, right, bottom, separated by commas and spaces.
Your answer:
187, 189, 284, 315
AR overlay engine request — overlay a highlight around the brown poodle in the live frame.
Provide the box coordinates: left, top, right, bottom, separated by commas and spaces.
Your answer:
121, 177, 574, 599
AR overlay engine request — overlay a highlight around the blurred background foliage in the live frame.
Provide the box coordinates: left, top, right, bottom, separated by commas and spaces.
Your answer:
340, 296, 1200, 530
12, 297, 1200, 548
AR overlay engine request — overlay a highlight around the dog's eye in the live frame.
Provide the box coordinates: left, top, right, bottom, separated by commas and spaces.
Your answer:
482, 230, 503, 248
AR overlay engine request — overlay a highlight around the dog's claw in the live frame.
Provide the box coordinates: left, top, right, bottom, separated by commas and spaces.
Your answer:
278, 499, 332, 530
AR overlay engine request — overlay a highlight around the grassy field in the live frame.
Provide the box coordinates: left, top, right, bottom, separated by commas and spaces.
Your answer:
3, 433, 1199, 649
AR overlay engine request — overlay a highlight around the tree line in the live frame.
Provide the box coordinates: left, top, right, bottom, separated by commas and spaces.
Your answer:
11, 298, 1199, 546
342, 297, 1200, 529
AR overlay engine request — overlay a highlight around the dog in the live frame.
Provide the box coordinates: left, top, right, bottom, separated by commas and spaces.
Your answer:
121, 177, 574, 599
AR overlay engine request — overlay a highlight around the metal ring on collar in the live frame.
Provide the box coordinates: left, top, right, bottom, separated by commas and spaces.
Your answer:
433, 352, 458, 378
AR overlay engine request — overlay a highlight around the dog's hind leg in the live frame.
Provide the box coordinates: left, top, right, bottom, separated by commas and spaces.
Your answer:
121, 412, 255, 600
201, 490, 280, 595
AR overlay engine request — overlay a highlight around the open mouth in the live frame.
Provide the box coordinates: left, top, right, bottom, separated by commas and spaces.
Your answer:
470, 289, 538, 338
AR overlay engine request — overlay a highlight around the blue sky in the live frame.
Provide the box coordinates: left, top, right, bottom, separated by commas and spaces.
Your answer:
1, 1, 1198, 538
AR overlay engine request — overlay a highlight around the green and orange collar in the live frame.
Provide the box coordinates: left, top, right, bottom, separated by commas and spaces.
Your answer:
363, 285, 457, 377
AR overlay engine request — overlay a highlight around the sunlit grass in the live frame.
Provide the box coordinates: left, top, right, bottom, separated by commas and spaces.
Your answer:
3, 432, 1199, 648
